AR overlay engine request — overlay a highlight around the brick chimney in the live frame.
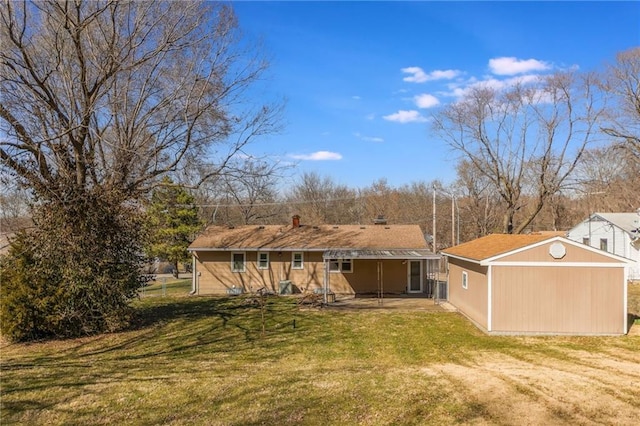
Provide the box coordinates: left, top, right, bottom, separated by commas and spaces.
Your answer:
292, 215, 301, 228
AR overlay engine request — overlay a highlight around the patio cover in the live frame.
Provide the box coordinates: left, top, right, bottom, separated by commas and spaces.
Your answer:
323, 249, 439, 260
320, 249, 441, 303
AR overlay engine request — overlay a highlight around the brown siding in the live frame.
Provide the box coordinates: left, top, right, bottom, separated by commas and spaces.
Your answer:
448, 259, 488, 329
193, 251, 413, 295
499, 241, 620, 263
492, 266, 625, 334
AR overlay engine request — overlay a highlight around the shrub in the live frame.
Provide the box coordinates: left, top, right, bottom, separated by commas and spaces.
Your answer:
0, 189, 148, 341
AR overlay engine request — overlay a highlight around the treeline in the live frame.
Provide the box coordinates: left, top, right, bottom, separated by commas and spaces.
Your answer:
189, 143, 639, 251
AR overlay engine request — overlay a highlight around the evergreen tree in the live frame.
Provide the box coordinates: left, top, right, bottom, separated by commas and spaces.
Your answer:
146, 179, 203, 278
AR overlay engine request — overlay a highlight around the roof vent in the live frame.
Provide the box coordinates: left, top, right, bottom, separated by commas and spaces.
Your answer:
333, 226, 339, 229
258, 225, 265, 230
384, 226, 390, 229
228, 225, 235, 229
313, 226, 319, 230
360, 226, 366, 229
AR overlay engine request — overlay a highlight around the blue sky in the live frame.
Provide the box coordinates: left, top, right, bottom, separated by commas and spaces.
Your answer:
232, 1, 640, 188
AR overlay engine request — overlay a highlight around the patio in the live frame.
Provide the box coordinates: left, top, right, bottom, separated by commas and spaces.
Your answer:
325, 294, 456, 311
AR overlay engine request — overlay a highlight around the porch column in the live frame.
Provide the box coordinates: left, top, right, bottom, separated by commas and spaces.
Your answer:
323, 257, 330, 304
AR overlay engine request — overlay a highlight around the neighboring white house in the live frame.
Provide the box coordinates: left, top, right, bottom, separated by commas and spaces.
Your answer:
567, 212, 640, 281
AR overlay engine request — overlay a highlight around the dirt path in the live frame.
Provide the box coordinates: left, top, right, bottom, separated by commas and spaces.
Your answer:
423, 348, 640, 425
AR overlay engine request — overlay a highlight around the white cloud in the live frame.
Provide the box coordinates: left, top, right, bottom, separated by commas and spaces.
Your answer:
289, 151, 342, 161
354, 132, 384, 143
365, 113, 375, 120
402, 67, 461, 83
383, 110, 428, 123
438, 74, 543, 99
414, 93, 440, 109
352, 95, 361, 100
489, 57, 551, 76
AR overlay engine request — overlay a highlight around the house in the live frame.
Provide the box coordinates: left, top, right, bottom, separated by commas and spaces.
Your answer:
442, 233, 631, 335
188, 216, 440, 297
566, 212, 640, 281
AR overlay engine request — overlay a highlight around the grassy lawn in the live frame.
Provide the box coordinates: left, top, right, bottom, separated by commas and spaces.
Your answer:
139, 277, 192, 298
1, 284, 639, 425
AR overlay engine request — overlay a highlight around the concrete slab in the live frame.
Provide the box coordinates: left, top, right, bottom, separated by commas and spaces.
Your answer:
326, 295, 447, 311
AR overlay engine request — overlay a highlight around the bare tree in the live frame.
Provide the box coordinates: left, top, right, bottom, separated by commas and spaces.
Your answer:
0, 181, 30, 225
214, 158, 289, 225
286, 172, 359, 224
454, 160, 501, 239
433, 73, 604, 234
574, 146, 640, 212
600, 47, 640, 165
0, 0, 281, 339
1, 0, 280, 200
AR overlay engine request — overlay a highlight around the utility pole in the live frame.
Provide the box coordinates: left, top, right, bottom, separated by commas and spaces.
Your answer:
432, 186, 436, 253
451, 194, 455, 247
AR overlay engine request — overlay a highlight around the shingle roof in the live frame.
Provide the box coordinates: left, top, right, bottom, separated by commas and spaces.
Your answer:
590, 213, 640, 235
189, 224, 429, 251
441, 233, 563, 262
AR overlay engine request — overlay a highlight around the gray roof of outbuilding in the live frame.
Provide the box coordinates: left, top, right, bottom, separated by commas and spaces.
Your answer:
591, 213, 640, 235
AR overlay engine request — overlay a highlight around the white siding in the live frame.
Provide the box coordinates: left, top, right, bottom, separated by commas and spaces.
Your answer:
567, 217, 640, 280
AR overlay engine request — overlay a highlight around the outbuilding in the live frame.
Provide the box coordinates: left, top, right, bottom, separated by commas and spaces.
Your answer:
442, 233, 631, 335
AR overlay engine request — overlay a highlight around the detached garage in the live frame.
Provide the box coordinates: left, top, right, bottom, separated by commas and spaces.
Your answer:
442, 234, 631, 335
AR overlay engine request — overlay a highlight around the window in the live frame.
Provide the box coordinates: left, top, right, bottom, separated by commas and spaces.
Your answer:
231, 252, 246, 272
329, 259, 340, 271
462, 271, 468, 289
329, 258, 353, 273
582, 237, 590, 245
258, 252, 269, 270
341, 258, 352, 272
600, 238, 608, 252
292, 252, 303, 269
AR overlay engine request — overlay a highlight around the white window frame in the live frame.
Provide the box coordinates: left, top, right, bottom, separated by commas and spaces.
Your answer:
328, 258, 353, 273
257, 252, 269, 270
231, 252, 246, 273
462, 271, 468, 289
292, 252, 304, 270
600, 238, 608, 252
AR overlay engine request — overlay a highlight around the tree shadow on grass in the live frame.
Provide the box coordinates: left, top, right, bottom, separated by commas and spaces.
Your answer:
130, 296, 242, 329
73, 295, 306, 360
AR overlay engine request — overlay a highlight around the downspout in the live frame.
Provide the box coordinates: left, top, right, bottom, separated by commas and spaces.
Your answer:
189, 253, 197, 295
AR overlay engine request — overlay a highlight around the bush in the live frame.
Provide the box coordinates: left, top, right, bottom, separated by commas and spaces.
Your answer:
0, 189, 148, 341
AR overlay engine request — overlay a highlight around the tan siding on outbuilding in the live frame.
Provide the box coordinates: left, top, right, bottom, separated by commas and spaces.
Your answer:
498, 241, 621, 263
491, 266, 625, 334
448, 259, 488, 330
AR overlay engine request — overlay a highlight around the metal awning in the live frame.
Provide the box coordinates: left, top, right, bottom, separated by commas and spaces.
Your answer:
323, 249, 440, 260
